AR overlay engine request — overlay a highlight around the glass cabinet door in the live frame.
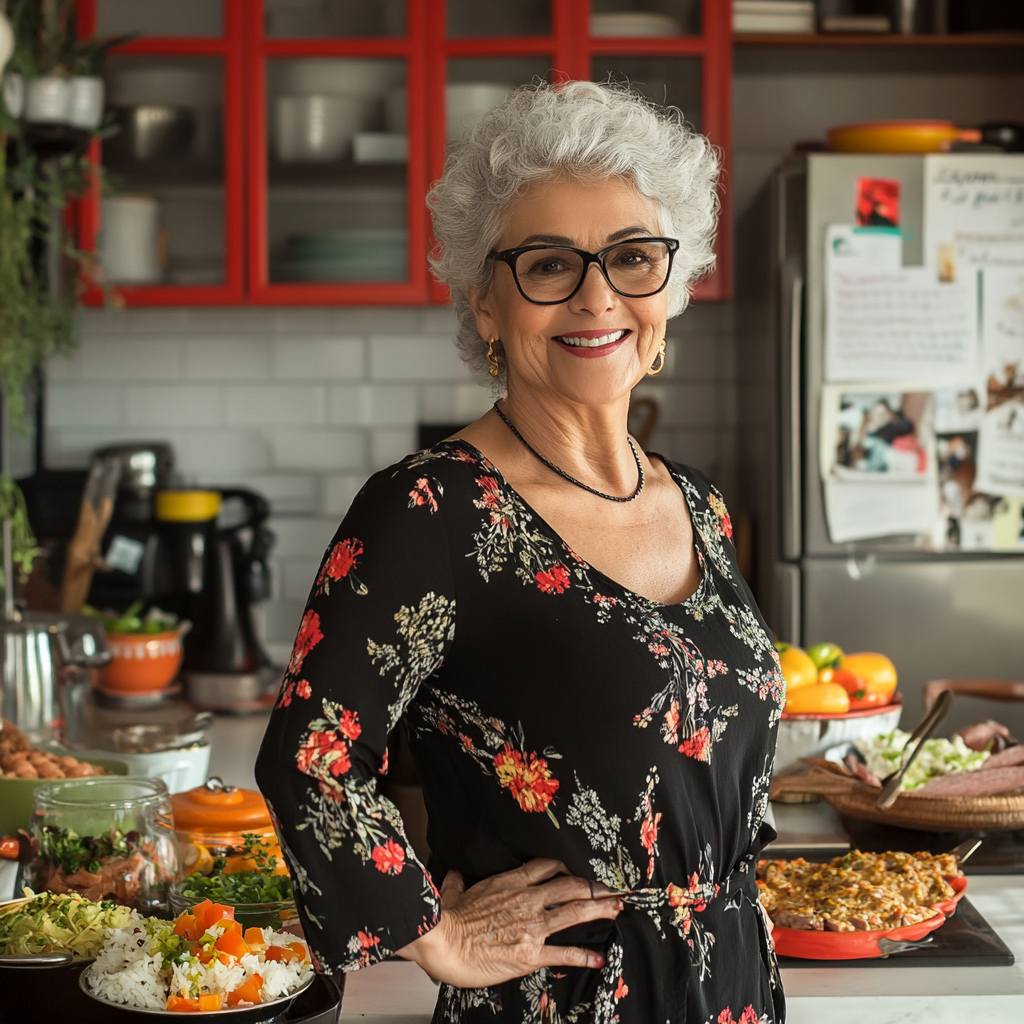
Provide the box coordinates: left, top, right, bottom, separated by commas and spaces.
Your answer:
446, 0, 551, 37
589, 55, 702, 131
590, 0, 701, 38
81, 0, 243, 304
264, 0, 406, 38
265, 57, 409, 286
101, 55, 227, 286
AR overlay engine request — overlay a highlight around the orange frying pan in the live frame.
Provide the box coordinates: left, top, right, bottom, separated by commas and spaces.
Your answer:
829, 120, 982, 154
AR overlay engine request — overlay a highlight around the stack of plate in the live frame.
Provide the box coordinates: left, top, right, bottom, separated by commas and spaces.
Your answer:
277, 227, 407, 282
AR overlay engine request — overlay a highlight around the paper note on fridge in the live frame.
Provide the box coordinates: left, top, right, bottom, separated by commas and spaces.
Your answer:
825, 266, 978, 383
975, 267, 1024, 497
924, 154, 1024, 275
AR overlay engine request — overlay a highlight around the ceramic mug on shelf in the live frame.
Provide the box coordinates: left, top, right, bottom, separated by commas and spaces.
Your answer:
3, 72, 23, 118
100, 195, 163, 284
24, 75, 70, 123
66, 75, 105, 129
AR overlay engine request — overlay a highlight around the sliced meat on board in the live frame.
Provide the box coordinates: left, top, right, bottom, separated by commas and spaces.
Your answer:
954, 720, 1015, 752
979, 745, 1024, 770
914, 764, 1024, 797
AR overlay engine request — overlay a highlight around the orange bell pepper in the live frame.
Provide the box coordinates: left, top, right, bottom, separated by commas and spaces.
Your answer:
198, 993, 225, 1011
288, 941, 308, 962
265, 943, 300, 963
166, 993, 200, 1012
210, 917, 241, 936
173, 913, 203, 942
215, 930, 250, 959
244, 927, 266, 946
834, 653, 897, 709
194, 900, 235, 931
227, 975, 264, 1007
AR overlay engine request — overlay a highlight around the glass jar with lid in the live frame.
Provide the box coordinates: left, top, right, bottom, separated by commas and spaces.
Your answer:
168, 777, 295, 931
26, 776, 180, 913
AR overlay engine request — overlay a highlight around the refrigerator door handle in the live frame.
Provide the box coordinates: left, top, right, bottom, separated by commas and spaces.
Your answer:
781, 269, 803, 561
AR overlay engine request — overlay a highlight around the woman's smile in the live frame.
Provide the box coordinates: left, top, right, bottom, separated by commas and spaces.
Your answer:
552, 328, 631, 357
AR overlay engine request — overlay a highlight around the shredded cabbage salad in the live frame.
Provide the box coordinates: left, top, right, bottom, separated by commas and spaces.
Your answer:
853, 730, 989, 790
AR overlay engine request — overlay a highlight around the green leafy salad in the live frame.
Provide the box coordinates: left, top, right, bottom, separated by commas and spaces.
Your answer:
0, 892, 136, 958
854, 730, 989, 791
177, 833, 293, 905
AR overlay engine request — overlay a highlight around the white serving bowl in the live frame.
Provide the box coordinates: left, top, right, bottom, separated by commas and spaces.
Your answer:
591, 12, 680, 36
773, 698, 904, 775
275, 93, 375, 161
271, 58, 404, 101
446, 82, 510, 141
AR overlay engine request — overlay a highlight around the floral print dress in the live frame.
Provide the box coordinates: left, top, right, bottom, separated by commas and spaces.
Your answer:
256, 440, 786, 1024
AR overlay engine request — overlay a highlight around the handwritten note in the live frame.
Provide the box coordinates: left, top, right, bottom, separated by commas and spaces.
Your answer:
825, 268, 978, 383
976, 267, 1024, 497
924, 155, 1024, 276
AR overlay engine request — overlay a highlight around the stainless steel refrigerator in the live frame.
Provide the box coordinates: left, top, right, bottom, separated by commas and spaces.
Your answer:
736, 152, 1024, 736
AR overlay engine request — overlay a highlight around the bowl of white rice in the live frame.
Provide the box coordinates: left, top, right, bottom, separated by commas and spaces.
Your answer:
80, 911, 313, 1016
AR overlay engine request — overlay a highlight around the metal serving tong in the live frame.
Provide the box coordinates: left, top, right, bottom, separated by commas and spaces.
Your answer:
876, 690, 954, 810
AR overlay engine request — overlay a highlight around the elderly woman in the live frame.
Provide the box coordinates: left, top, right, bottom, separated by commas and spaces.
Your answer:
256, 81, 785, 1024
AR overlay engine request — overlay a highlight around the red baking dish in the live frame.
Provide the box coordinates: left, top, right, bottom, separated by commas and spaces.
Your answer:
771, 874, 967, 960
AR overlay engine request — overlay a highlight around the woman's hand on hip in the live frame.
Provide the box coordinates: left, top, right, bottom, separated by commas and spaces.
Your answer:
396, 858, 623, 988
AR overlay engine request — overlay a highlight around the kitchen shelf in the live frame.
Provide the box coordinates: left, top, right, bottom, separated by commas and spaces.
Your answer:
734, 33, 1024, 46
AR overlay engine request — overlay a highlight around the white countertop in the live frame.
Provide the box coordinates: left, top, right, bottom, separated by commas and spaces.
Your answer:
336, 801, 1024, 1021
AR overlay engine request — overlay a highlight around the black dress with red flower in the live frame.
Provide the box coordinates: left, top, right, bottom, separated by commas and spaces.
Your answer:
256, 440, 785, 1024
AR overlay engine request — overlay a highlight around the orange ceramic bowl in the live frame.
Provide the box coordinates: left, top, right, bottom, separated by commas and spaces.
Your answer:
101, 629, 184, 693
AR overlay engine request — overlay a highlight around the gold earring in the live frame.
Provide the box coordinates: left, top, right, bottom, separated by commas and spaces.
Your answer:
648, 338, 666, 376
486, 337, 501, 378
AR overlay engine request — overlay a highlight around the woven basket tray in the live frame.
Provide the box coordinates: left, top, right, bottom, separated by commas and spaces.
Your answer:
823, 785, 1024, 832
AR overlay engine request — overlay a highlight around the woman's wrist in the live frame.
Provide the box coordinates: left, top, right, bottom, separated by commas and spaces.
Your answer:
395, 912, 450, 976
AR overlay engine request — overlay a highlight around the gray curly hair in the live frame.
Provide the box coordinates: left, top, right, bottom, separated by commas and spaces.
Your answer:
426, 80, 720, 390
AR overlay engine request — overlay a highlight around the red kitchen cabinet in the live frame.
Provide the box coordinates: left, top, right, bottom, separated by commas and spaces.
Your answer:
76, 0, 732, 306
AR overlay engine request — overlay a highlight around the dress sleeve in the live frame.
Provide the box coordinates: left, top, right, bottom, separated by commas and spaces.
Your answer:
255, 465, 455, 972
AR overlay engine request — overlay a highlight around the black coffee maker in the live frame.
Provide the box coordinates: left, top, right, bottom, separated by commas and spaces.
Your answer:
143, 488, 279, 712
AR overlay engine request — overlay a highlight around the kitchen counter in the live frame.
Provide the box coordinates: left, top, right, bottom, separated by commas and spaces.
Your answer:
204, 721, 1024, 1021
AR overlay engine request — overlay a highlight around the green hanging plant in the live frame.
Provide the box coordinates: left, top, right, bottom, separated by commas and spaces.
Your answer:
0, 473, 40, 587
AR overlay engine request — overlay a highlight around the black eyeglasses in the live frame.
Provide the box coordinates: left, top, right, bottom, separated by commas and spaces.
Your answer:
487, 237, 680, 305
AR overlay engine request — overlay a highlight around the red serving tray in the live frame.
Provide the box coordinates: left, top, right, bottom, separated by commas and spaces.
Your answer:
780, 693, 903, 721
771, 874, 967, 960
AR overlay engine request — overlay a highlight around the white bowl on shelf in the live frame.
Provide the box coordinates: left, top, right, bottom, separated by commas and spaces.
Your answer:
590, 12, 680, 36
271, 58, 404, 101
275, 93, 375, 161
353, 132, 407, 163
446, 83, 511, 141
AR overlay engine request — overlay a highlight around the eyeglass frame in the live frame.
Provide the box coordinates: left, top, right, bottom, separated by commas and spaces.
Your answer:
486, 237, 680, 305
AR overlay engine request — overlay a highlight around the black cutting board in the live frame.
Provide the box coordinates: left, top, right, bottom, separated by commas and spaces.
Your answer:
777, 896, 1014, 969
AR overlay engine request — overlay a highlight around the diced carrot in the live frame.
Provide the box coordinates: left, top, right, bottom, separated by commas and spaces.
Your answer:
288, 941, 308, 962
166, 993, 200, 1012
197, 949, 232, 966
226, 975, 263, 1007
244, 927, 265, 946
210, 916, 241, 935
190, 899, 214, 929
215, 930, 250, 958
173, 913, 203, 942
198, 993, 225, 1011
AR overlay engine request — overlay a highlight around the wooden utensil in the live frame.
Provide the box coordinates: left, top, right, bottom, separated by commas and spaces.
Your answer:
876, 691, 953, 810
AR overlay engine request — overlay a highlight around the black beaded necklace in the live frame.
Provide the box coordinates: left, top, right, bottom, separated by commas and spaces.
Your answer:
492, 402, 645, 503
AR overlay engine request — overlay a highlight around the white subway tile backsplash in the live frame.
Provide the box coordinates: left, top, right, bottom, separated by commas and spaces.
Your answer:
418, 306, 457, 333
180, 431, 271, 474
80, 337, 185, 381
47, 428, 184, 468
271, 337, 364, 381
225, 386, 325, 426
328, 384, 417, 426
263, 598, 307, 644
270, 516, 340, 559
272, 309, 336, 335
332, 307, 419, 334
282, 558, 322, 601
126, 386, 223, 428
46, 385, 125, 428
185, 337, 272, 380
78, 308, 135, 336
322, 473, 365, 518
46, 347, 84, 382
271, 429, 365, 471
371, 427, 417, 469
370, 335, 469, 381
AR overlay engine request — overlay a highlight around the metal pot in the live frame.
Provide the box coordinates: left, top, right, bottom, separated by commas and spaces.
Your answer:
0, 617, 70, 743
106, 105, 196, 161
